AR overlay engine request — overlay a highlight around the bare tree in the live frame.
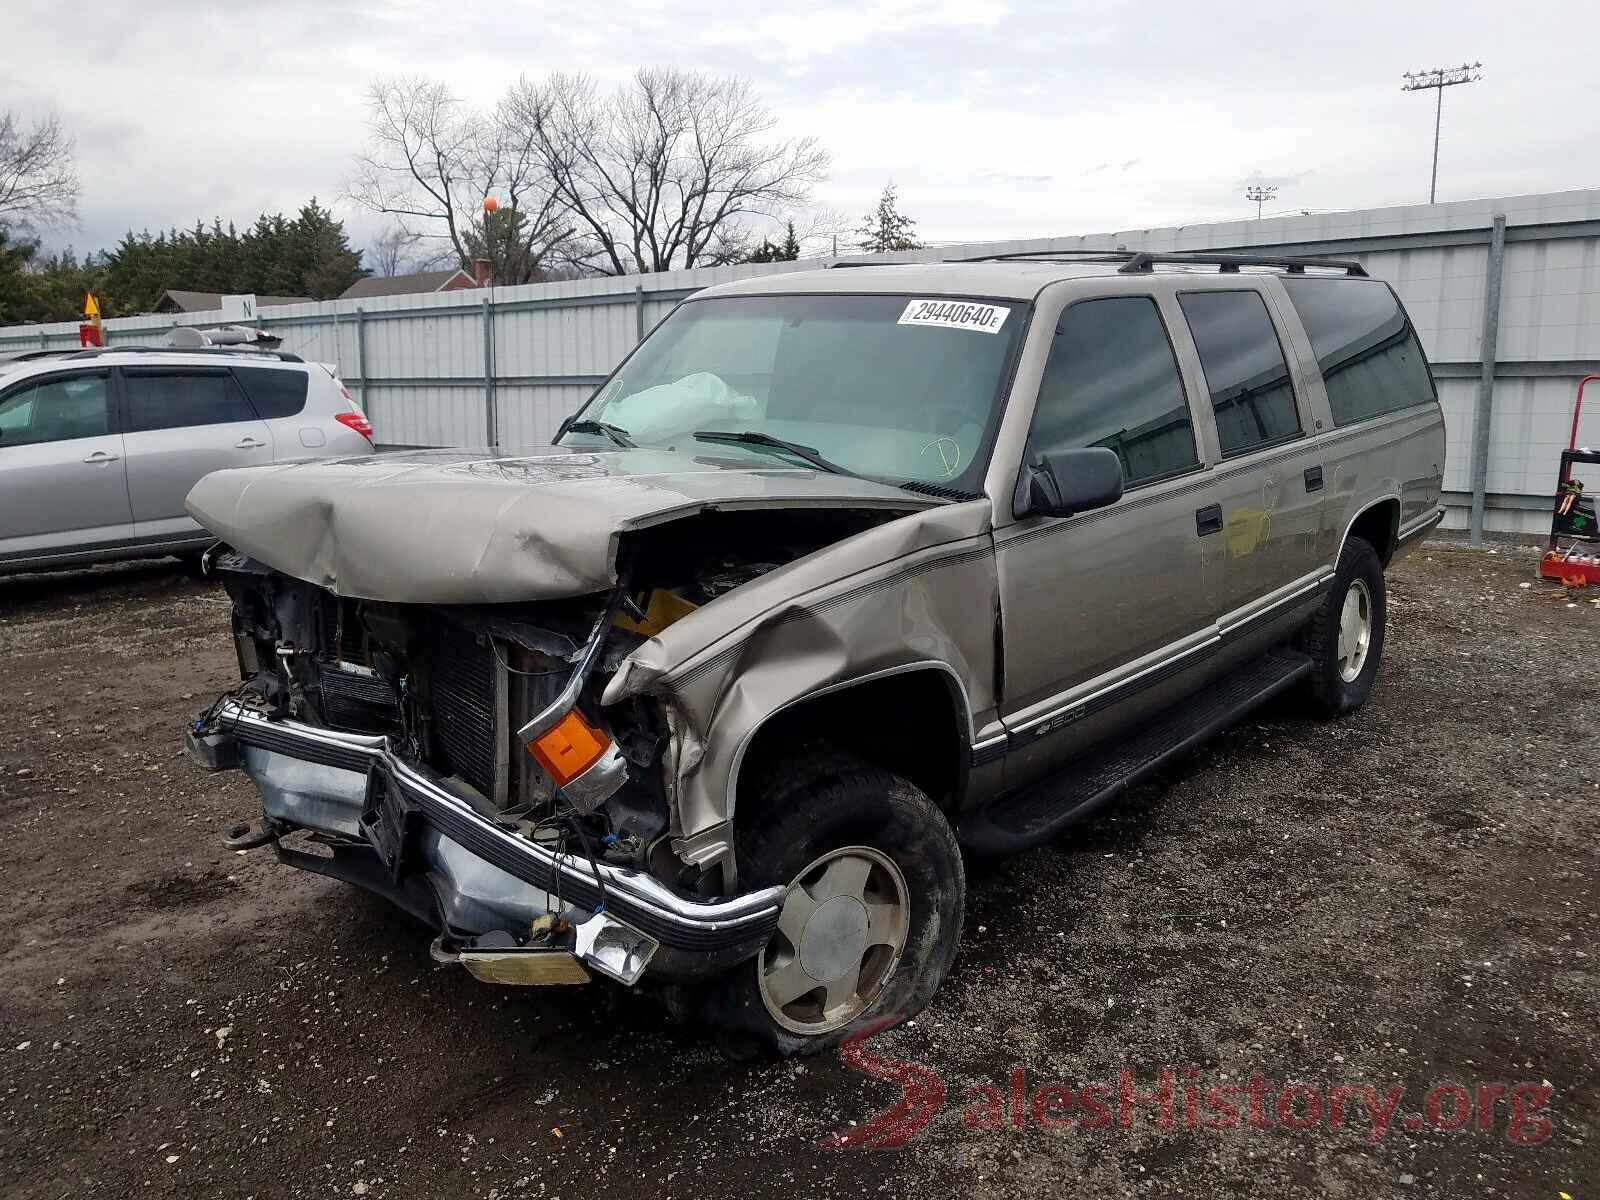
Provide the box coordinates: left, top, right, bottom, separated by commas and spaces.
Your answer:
467, 94, 577, 283
503, 68, 830, 275
347, 77, 571, 281
789, 205, 852, 258
367, 224, 424, 277
347, 78, 480, 270
0, 110, 79, 231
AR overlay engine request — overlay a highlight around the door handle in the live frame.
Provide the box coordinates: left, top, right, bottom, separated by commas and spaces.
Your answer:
83, 450, 120, 464
1195, 503, 1224, 537
1304, 465, 1324, 493
235, 437, 266, 450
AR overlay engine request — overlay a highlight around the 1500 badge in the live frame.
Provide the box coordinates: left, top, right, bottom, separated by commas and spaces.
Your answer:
898, 299, 1010, 333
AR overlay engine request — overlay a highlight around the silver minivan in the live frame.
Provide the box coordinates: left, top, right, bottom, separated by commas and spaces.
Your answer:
0, 346, 373, 574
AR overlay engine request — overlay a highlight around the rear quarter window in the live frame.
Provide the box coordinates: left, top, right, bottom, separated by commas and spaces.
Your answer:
1281, 278, 1435, 427
232, 366, 310, 419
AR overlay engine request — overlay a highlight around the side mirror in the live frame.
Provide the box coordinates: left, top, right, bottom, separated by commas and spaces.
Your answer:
1015, 446, 1124, 519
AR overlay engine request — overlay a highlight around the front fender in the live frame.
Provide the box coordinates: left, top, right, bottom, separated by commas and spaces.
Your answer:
604, 503, 1001, 847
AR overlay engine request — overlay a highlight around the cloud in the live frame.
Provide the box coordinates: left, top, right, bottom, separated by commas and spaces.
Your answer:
3, 0, 1593, 257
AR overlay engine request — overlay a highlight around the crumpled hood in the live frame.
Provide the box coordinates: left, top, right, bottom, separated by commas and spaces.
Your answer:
185, 446, 934, 603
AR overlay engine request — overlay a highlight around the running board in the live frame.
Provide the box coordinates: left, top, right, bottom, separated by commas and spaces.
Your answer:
959, 648, 1313, 857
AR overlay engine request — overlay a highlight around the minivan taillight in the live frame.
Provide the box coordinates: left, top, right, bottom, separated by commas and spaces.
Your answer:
335, 411, 374, 443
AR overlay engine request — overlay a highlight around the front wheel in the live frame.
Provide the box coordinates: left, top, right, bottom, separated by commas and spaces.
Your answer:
684, 752, 965, 1059
1301, 535, 1386, 717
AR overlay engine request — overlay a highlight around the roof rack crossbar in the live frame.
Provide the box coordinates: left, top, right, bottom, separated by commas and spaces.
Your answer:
953, 248, 1367, 278
1115, 251, 1366, 277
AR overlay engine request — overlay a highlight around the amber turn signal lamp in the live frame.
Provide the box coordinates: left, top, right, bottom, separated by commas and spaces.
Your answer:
526, 709, 611, 785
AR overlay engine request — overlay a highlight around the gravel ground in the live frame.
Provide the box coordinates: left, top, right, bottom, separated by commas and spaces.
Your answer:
1, 542, 1596, 1199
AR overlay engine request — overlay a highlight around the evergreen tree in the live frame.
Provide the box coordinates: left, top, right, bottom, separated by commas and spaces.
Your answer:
0, 228, 36, 324
2, 201, 367, 321
857, 183, 921, 253
286, 198, 366, 298
462, 205, 548, 285
239, 214, 294, 296
743, 219, 802, 264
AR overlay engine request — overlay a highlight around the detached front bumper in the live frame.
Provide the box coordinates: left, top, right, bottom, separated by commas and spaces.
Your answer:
190, 699, 781, 978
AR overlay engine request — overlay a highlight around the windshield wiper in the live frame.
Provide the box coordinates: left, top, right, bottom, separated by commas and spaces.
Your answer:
690, 429, 861, 479
559, 418, 635, 448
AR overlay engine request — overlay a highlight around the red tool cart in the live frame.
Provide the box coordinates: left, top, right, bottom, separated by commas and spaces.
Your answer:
1539, 374, 1600, 584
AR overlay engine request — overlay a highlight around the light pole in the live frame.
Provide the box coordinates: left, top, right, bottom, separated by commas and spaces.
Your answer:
1401, 63, 1482, 204
1245, 184, 1277, 220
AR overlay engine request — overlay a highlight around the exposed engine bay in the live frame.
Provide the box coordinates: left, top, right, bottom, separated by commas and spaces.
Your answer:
201, 506, 900, 959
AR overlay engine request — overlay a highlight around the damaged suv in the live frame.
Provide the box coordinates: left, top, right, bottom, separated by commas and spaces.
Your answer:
186, 251, 1445, 1056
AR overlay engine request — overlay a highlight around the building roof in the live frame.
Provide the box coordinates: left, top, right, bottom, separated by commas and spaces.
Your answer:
339, 269, 476, 300
155, 290, 314, 313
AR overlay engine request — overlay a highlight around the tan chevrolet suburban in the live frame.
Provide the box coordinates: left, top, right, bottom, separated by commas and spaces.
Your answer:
185, 250, 1446, 1056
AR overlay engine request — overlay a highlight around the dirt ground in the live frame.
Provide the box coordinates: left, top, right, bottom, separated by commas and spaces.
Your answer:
1, 541, 1596, 1199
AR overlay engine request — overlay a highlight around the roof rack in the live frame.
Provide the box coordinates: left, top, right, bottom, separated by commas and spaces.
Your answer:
952, 249, 1368, 277
949, 250, 1129, 263
3, 348, 80, 362
6, 345, 305, 364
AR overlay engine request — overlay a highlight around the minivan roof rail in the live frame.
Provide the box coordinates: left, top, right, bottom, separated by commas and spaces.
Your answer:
952, 249, 1368, 277
4, 348, 81, 362
5, 345, 306, 363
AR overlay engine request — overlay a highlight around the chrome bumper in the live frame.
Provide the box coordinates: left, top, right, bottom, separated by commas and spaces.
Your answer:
198, 700, 782, 967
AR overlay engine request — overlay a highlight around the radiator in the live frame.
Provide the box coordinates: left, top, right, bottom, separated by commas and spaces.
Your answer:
428, 621, 503, 802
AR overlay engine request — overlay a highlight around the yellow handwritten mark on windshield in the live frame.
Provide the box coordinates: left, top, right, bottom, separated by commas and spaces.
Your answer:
921, 438, 962, 478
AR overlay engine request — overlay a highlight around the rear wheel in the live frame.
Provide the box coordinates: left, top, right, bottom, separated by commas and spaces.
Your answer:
682, 752, 965, 1059
1301, 536, 1386, 717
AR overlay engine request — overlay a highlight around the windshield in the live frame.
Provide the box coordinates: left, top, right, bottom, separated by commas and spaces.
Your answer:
562, 294, 1024, 491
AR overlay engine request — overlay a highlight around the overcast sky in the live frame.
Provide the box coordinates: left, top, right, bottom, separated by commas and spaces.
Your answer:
8, 0, 1595, 262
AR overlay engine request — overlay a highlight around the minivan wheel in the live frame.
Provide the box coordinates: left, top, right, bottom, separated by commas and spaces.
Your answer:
1301, 536, 1386, 717
685, 752, 965, 1060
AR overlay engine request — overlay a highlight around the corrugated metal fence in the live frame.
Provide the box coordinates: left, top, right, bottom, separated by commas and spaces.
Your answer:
5, 188, 1598, 534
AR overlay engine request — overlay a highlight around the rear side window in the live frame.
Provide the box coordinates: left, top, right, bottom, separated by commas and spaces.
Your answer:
0, 372, 110, 446
1030, 296, 1199, 486
232, 366, 310, 419
123, 369, 257, 433
1178, 290, 1301, 457
1281, 278, 1435, 426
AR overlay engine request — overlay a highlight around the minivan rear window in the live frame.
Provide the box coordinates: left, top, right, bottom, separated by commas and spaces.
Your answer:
233, 366, 310, 419
1281, 278, 1435, 427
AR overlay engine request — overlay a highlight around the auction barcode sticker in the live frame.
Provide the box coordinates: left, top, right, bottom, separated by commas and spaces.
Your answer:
897, 299, 1010, 333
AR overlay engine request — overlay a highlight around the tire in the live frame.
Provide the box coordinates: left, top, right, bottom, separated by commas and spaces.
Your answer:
678, 751, 965, 1060
1301, 535, 1386, 717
